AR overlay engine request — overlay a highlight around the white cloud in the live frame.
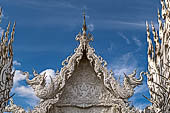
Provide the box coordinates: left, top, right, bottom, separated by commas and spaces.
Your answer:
118, 32, 130, 44
14, 85, 39, 107
109, 51, 144, 84
12, 68, 56, 107
13, 69, 56, 98
107, 43, 114, 53
13, 69, 57, 107
15, 86, 37, 99
133, 37, 142, 48
110, 52, 137, 77
40, 69, 56, 84
110, 52, 150, 110
99, 20, 146, 30
13, 60, 21, 66
117, 21, 145, 27
87, 24, 94, 32
15, 0, 77, 9
135, 84, 148, 94
13, 70, 26, 86
11, 69, 40, 108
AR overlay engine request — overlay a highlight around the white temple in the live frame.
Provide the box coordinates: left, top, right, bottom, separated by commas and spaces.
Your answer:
4, 13, 144, 113
1, 0, 170, 113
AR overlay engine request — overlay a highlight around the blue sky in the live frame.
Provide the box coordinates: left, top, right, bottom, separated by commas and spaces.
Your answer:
0, 0, 160, 111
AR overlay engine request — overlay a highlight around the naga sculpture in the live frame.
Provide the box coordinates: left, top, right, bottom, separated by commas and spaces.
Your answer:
0, 7, 16, 112
25, 70, 56, 100
104, 70, 143, 99
117, 70, 143, 99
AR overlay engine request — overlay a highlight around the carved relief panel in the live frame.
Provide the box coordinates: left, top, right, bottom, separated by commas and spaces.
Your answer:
53, 57, 116, 113
57, 57, 114, 105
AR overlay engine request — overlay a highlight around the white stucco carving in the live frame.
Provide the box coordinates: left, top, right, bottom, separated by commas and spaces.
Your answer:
144, 0, 170, 112
0, 7, 16, 112
7, 13, 142, 113
5, 13, 143, 113
3, 0, 170, 112
4, 98, 26, 113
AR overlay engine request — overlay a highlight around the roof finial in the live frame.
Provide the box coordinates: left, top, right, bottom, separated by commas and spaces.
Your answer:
82, 10, 87, 35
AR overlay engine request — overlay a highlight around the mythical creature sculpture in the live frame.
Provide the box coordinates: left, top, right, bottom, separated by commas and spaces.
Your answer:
106, 70, 144, 99
0, 7, 16, 112
122, 70, 144, 97
25, 70, 57, 100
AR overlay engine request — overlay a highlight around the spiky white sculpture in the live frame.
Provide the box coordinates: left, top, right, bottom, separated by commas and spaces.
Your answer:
0, 7, 16, 112
144, 0, 170, 112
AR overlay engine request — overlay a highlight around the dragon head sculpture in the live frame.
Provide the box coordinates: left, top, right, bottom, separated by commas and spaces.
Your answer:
25, 70, 56, 99
123, 70, 144, 89
25, 70, 46, 87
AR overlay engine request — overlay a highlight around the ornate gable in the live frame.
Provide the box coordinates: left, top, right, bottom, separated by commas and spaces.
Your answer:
57, 54, 115, 106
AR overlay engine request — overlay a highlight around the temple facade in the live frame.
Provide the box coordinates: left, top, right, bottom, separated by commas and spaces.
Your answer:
2, 0, 170, 113
4, 13, 144, 113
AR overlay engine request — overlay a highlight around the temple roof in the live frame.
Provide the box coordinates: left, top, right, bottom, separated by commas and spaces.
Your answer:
24, 13, 144, 112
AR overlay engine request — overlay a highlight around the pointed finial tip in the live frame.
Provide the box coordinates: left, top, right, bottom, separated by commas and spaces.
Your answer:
82, 10, 87, 32
13, 21, 16, 27
83, 9, 85, 17
146, 21, 148, 26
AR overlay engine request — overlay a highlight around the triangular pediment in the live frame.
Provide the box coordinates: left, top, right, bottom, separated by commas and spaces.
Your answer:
57, 54, 115, 106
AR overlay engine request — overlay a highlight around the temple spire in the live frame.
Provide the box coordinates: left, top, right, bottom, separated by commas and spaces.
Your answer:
82, 11, 87, 35
75, 11, 93, 49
